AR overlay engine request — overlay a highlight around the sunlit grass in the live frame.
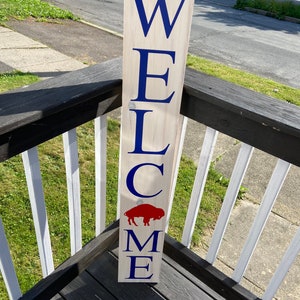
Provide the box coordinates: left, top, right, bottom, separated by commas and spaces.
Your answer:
187, 54, 300, 106
0, 0, 78, 25
0, 71, 39, 92
235, 0, 300, 20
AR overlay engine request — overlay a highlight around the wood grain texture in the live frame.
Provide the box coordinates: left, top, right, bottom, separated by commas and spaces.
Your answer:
20, 221, 259, 299
88, 252, 164, 299
119, 0, 194, 282
50, 294, 64, 300
164, 234, 260, 300
89, 245, 216, 299
0, 59, 122, 162
59, 271, 115, 300
154, 255, 214, 300
1, 58, 299, 165
182, 68, 300, 166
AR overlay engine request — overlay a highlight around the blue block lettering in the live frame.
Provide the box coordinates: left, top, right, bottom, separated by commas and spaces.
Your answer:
126, 163, 164, 198
129, 109, 170, 155
132, 48, 175, 103
124, 229, 162, 252
127, 256, 153, 280
135, 0, 185, 38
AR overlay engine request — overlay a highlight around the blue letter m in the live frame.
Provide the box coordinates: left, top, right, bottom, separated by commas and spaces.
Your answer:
123, 229, 163, 252
135, 0, 185, 38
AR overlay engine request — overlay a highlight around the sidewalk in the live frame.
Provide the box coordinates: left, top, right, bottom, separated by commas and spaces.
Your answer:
1, 18, 299, 299
0, 18, 122, 76
0, 25, 85, 78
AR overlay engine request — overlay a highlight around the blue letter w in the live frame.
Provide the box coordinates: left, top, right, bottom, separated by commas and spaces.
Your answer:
135, 0, 185, 38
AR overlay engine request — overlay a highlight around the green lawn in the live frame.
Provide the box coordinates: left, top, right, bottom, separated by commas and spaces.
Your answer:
187, 54, 300, 106
0, 0, 78, 25
0, 71, 39, 92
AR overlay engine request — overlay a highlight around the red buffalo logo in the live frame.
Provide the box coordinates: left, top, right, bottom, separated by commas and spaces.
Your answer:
124, 204, 165, 226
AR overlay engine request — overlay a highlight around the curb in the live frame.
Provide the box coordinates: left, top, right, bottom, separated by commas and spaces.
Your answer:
79, 19, 123, 38
244, 7, 300, 24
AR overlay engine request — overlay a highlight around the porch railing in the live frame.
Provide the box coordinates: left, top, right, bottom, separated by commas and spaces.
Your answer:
0, 58, 299, 299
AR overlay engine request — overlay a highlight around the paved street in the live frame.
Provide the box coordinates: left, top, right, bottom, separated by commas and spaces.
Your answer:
48, 0, 300, 88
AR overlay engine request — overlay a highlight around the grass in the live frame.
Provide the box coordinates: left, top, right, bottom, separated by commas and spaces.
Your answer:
235, 0, 300, 20
187, 54, 300, 106
0, 71, 39, 92
0, 0, 78, 25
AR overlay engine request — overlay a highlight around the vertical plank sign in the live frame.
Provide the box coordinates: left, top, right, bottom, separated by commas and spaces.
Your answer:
119, 0, 194, 282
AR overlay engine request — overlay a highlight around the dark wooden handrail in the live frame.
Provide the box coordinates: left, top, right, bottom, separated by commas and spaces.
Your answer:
0, 59, 122, 162
182, 68, 300, 166
1, 58, 299, 166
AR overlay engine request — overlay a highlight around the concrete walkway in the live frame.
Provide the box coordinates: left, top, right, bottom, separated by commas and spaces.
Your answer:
0, 26, 85, 78
1, 18, 299, 300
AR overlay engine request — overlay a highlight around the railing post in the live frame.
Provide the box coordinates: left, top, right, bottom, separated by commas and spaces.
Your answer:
165, 115, 187, 233
232, 159, 291, 282
63, 129, 82, 255
263, 226, 300, 300
206, 143, 253, 264
0, 218, 22, 300
22, 148, 54, 277
181, 127, 218, 248
95, 115, 107, 236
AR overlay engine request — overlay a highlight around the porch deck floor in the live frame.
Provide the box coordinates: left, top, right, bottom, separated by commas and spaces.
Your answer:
52, 245, 222, 300
21, 222, 257, 300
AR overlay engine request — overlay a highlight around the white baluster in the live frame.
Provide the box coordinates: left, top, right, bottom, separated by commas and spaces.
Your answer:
232, 159, 291, 282
165, 115, 187, 233
182, 127, 218, 248
117, 122, 123, 220
22, 148, 54, 277
0, 218, 22, 300
206, 143, 253, 264
63, 129, 82, 255
95, 116, 107, 236
263, 226, 300, 300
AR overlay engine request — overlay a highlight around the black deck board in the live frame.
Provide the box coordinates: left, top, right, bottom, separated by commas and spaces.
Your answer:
87, 251, 165, 300
85, 247, 215, 300
51, 294, 64, 300
59, 271, 116, 300
154, 254, 216, 300
21, 222, 258, 300
162, 254, 225, 300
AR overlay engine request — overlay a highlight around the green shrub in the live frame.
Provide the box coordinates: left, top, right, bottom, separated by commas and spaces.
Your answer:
235, 0, 300, 19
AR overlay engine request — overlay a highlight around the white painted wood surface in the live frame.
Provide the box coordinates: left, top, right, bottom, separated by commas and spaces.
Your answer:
206, 143, 253, 264
181, 127, 218, 248
119, 0, 194, 282
63, 129, 82, 255
232, 159, 291, 283
165, 115, 187, 233
0, 218, 22, 300
95, 116, 107, 236
22, 147, 54, 277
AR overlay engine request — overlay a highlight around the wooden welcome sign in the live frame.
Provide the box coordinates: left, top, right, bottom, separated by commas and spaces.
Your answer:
119, 0, 194, 282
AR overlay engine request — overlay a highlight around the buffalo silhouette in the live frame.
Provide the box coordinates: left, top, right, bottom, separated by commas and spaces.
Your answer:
124, 203, 165, 226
